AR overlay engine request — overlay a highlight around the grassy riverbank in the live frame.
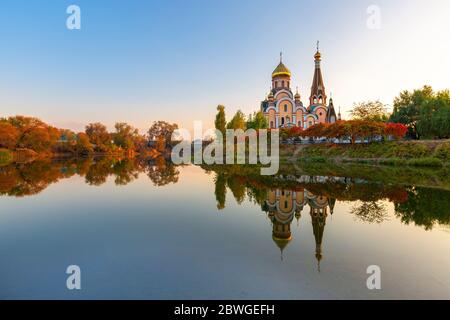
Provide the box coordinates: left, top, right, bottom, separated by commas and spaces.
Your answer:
282, 140, 450, 167
202, 160, 450, 189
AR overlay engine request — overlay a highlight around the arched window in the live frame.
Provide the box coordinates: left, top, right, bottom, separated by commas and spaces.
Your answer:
298, 121, 301, 127
287, 81, 290, 88
270, 121, 274, 128
281, 80, 285, 87
275, 81, 278, 88
284, 104, 288, 112
281, 117, 285, 125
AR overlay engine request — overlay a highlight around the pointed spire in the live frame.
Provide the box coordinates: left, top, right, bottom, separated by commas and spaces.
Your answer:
310, 42, 326, 105
280, 51, 283, 63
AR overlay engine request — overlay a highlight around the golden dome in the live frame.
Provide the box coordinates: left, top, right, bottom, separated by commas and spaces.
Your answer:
272, 62, 291, 78
314, 50, 322, 61
272, 234, 292, 252
295, 87, 300, 99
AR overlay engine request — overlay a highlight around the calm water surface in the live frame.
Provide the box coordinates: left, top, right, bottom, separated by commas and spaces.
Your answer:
0, 158, 449, 299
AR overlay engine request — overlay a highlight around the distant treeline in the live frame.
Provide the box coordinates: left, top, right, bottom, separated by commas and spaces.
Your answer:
0, 116, 179, 157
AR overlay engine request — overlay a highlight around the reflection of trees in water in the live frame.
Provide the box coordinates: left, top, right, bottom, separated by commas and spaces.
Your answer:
226, 176, 246, 204
394, 187, 450, 230
145, 157, 179, 187
1, 159, 449, 231
350, 201, 388, 224
210, 169, 450, 230
112, 159, 140, 186
0, 160, 72, 197
85, 157, 114, 186
0, 156, 180, 196
214, 173, 226, 210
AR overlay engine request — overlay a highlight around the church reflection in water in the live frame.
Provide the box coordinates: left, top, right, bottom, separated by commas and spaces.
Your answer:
265, 188, 335, 270
1, 157, 449, 268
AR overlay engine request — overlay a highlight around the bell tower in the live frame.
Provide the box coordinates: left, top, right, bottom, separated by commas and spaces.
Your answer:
309, 42, 327, 106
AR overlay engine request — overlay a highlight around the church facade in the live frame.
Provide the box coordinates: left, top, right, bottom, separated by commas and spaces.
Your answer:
260, 46, 340, 129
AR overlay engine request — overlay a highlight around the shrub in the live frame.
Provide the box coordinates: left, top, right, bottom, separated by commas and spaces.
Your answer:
434, 142, 450, 161
406, 157, 443, 167
394, 142, 429, 158
299, 156, 327, 163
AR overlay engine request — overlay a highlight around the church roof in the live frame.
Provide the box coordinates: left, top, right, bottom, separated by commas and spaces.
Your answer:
272, 62, 291, 78
326, 99, 337, 122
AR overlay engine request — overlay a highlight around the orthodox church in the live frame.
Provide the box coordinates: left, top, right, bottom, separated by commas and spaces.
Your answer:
260, 44, 340, 129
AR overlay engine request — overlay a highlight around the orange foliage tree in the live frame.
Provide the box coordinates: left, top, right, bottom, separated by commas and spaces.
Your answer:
293, 120, 405, 144
385, 123, 408, 140
0, 122, 20, 149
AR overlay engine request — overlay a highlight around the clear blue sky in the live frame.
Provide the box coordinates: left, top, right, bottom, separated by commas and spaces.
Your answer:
0, 0, 449, 132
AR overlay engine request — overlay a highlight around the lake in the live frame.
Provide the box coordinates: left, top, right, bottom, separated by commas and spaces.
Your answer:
0, 157, 449, 299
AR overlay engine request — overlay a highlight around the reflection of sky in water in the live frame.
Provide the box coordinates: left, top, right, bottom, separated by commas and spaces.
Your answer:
0, 165, 449, 299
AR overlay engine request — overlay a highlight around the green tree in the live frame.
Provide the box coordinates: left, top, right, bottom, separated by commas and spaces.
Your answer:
226, 110, 246, 130
214, 105, 227, 137
350, 101, 389, 122
390, 86, 434, 139
416, 90, 450, 139
246, 111, 268, 129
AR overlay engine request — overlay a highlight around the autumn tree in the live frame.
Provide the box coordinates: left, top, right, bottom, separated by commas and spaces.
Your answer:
385, 123, 408, 140
85, 123, 111, 152
113, 122, 140, 150
19, 127, 52, 152
76, 132, 93, 154
6, 116, 46, 130
300, 123, 329, 140
0, 122, 20, 149
147, 121, 179, 148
